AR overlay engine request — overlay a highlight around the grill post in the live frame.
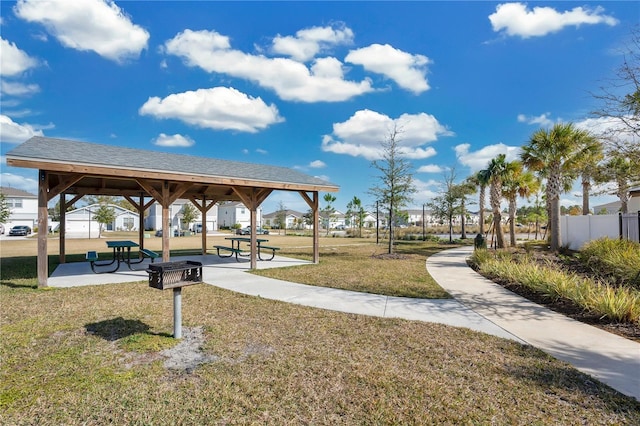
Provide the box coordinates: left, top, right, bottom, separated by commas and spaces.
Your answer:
173, 287, 182, 339
146, 260, 202, 339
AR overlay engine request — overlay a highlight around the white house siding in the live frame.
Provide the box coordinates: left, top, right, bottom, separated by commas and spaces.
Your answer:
64, 204, 139, 238
145, 200, 219, 232
217, 202, 260, 229
0, 187, 38, 233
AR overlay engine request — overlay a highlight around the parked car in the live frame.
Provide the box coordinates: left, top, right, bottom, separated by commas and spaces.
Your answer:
0, 223, 4, 234
155, 229, 184, 237
236, 226, 269, 235
9, 225, 31, 236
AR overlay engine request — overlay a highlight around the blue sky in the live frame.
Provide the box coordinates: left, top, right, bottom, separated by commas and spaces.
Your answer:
1, 1, 637, 214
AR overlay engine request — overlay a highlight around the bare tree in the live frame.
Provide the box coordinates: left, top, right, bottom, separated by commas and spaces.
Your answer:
591, 26, 640, 163
368, 126, 416, 254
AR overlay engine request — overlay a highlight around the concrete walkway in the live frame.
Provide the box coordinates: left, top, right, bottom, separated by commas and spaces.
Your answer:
427, 246, 640, 401
48, 246, 639, 400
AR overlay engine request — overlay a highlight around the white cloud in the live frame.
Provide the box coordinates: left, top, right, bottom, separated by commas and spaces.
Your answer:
0, 114, 44, 143
517, 112, 555, 127
139, 86, 284, 133
455, 143, 521, 173
417, 164, 444, 173
1, 80, 40, 97
575, 115, 637, 142
322, 109, 451, 160
163, 29, 374, 102
0, 172, 38, 194
489, 3, 618, 38
0, 38, 38, 77
272, 23, 354, 62
309, 160, 326, 168
413, 178, 442, 203
256, 148, 268, 155
14, 0, 149, 63
153, 133, 195, 147
345, 44, 430, 94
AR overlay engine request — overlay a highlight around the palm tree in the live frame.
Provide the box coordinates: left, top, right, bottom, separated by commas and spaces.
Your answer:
486, 154, 512, 249
596, 154, 635, 213
502, 161, 540, 246
575, 134, 603, 215
467, 169, 491, 235
521, 123, 601, 251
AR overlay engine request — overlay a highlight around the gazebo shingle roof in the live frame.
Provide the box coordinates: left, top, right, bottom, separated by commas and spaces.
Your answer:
7, 136, 338, 190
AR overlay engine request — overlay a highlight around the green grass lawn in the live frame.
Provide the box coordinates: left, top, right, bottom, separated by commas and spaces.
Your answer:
1, 236, 639, 423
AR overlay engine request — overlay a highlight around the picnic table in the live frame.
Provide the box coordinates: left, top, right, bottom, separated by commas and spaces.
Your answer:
213, 236, 280, 261
86, 240, 159, 273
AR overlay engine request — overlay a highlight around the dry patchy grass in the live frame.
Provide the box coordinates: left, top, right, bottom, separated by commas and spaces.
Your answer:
1, 282, 639, 424
254, 240, 451, 298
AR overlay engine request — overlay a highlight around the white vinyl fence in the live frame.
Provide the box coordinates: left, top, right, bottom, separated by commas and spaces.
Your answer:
561, 212, 640, 251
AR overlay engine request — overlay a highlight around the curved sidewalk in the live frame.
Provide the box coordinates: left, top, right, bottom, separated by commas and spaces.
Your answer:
426, 246, 640, 401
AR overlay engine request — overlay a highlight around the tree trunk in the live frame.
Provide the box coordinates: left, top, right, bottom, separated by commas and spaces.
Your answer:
547, 170, 562, 251
388, 205, 394, 254
490, 180, 505, 248
508, 197, 517, 247
461, 199, 467, 239
479, 185, 486, 235
582, 174, 590, 215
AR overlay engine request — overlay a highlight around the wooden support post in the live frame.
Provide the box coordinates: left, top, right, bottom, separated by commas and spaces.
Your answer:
60, 192, 66, 264
38, 170, 49, 287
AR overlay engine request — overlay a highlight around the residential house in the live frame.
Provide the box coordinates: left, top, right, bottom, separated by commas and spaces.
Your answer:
145, 199, 219, 232
218, 201, 260, 229
64, 203, 139, 238
262, 209, 305, 229
0, 186, 38, 234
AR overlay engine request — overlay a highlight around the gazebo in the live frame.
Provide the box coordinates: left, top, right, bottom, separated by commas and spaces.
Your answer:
6, 136, 339, 287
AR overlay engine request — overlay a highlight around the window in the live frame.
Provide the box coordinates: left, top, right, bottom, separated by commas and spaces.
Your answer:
7, 199, 22, 208
123, 217, 134, 230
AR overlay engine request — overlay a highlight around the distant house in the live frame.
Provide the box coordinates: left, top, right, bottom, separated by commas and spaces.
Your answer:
0, 186, 38, 234
218, 201, 261, 229
262, 209, 305, 229
594, 188, 640, 215
145, 199, 219, 232
64, 203, 139, 238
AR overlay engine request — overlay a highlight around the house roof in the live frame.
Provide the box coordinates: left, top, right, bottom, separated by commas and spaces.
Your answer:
6, 137, 339, 202
0, 186, 36, 198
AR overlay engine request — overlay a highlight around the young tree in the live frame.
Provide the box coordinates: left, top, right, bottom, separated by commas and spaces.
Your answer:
0, 193, 10, 224
93, 204, 115, 238
275, 201, 287, 234
368, 126, 416, 254
85, 195, 134, 212
455, 179, 476, 240
321, 193, 337, 236
426, 169, 460, 243
180, 203, 198, 231
346, 196, 365, 237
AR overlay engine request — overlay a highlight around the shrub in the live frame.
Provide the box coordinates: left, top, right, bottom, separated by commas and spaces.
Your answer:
472, 249, 640, 324
578, 238, 640, 288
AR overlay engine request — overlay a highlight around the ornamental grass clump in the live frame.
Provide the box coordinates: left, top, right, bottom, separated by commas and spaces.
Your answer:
578, 238, 640, 288
470, 248, 640, 324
